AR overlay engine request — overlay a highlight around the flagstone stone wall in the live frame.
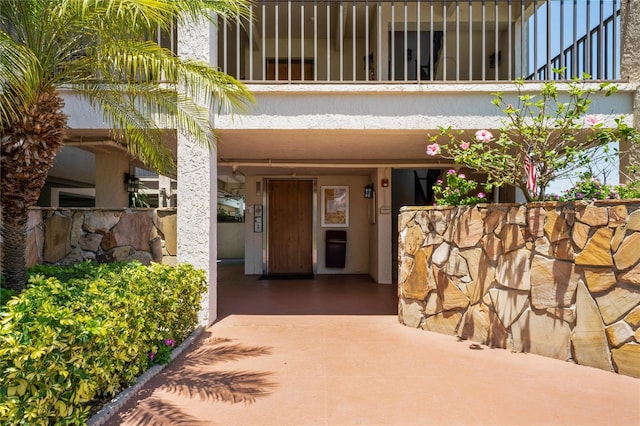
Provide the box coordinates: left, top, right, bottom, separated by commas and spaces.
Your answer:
25, 208, 177, 267
398, 201, 640, 378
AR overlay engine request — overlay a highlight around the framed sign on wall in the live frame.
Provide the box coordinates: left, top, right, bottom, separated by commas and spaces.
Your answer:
321, 186, 349, 227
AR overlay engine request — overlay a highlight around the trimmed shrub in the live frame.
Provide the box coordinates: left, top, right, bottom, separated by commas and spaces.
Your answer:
0, 261, 207, 425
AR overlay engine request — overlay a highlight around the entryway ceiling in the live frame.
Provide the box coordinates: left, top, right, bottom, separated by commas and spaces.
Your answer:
216, 128, 452, 178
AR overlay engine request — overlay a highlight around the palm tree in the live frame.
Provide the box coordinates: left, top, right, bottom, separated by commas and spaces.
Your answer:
0, 0, 253, 291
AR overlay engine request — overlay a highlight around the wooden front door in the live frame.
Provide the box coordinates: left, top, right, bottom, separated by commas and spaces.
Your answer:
267, 179, 314, 274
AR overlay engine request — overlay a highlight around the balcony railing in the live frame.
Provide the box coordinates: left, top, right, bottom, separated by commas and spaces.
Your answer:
217, 0, 622, 83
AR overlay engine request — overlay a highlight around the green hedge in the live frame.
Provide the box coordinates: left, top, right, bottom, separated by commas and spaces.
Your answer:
0, 261, 207, 425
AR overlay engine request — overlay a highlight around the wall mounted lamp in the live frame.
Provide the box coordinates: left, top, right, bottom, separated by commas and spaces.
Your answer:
124, 173, 140, 193
364, 184, 374, 199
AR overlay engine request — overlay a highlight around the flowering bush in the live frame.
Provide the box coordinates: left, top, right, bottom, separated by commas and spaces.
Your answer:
560, 172, 620, 201
432, 169, 489, 206
148, 338, 176, 367
616, 180, 640, 200
427, 73, 639, 202
0, 262, 206, 425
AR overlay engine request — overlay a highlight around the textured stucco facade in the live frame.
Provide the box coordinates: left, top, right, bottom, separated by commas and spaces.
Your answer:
176, 18, 217, 325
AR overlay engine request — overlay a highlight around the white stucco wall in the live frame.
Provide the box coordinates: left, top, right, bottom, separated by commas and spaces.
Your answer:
177, 17, 218, 325
217, 83, 636, 132
218, 222, 245, 259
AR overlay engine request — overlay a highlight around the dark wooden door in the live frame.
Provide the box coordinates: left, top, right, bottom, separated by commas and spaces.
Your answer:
266, 59, 314, 81
267, 180, 313, 274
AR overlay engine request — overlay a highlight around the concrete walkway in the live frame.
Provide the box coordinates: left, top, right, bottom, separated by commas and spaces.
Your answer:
106, 262, 640, 425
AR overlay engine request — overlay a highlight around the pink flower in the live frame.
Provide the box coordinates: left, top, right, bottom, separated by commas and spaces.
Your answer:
458, 173, 466, 179
165, 339, 175, 347
475, 129, 493, 142
148, 352, 156, 361
447, 169, 456, 175
584, 114, 603, 126
507, 104, 513, 110
460, 141, 470, 150
478, 192, 486, 199
426, 143, 441, 156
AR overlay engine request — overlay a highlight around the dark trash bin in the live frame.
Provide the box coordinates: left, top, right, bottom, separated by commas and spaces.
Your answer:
325, 230, 347, 268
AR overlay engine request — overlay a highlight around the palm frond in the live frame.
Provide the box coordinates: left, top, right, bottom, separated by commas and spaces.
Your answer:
0, 35, 42, 129
77, 83, 177, 174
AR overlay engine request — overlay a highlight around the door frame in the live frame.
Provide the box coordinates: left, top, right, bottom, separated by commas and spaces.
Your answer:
262, 178, 318, 275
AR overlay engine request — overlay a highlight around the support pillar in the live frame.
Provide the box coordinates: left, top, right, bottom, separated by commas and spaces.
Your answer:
95, 152, 129, 207
371, 167, 392, 284
177, 18, 218, 325
619, 0, 640, 183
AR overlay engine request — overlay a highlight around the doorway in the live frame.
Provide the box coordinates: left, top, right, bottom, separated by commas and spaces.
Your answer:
266, 179, 315, 275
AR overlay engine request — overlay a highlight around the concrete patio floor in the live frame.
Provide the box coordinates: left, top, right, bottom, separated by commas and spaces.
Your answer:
106, 261, 640, 425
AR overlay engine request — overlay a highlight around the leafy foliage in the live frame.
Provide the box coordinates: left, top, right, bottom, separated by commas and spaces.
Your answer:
0, 261, 207, 425
432, 169, 490, 206
615, 180, 640, 200
560, 172, 620, 201
428, 73, 639, 201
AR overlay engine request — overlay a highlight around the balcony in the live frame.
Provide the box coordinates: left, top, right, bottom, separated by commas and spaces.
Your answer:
217, 0, 622, 83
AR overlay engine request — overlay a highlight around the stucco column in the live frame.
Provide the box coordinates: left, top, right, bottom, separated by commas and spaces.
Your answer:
376, 167, 392, 284
619, 0, 640, 183
177, 18, 218, 325
95, 152, 129, 207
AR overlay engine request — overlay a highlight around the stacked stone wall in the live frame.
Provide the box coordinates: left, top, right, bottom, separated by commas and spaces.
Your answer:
398, 201, 640, 378
24, 208, 177, 267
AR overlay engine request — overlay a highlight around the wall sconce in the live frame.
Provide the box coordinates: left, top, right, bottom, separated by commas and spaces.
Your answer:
364, 184, 374, 199
124, 173, 140, 193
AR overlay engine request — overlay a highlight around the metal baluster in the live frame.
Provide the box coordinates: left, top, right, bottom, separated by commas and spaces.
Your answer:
391, 0, 395, 81
378, 0, 382, 81
598, 0, 604, 79
275, 0, 279, 81
508, 0, 512, 80
456, 0, 460, 81
366, 0, 370, 82
288, 0, 291, 81
558, 0, 564, 77
612, 0, 618, 79
404, 0, 408, 81
586, 0, 591, 77
262, 1, 266, 80
327, 0, 330, 80
495, 0, 499, 80
430, 0, 434, 81
314, 0, 318, 81
443, 0, 447, 80
417, 0, 421, 82
340, 0, 344, 81
533, 0, 538, 79
482, 0, 486, 80
353, 0, 357, 81
301, 0, 305, 81
546, 0, 551, 79
249, 2, 253, 80
469, 0, 473, 80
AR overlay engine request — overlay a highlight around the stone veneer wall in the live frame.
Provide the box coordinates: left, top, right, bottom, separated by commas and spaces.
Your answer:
398, 201, 640, 378
24, 208, 177, 267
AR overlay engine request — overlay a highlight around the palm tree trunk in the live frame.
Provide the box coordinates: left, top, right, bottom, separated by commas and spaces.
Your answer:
1, 89, 67, 291
1, 211, 27, 291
